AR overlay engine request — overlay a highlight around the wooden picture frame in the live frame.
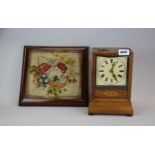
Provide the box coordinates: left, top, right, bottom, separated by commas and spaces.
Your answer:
19, 46, 89, 106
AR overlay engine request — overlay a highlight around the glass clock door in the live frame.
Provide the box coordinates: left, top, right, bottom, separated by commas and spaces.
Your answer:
96, 56, 128, 87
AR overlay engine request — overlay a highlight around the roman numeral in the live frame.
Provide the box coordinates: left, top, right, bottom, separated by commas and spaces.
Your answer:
105, 77, 108, 81
119, 65, 123, 68
110, 59, 113, 63
101, 74, 105, 78
118, 74, 122, 78
105, 61, 108, 64
111, 79, 113, 83
99, 70, 104, 72
119, 70, 124, 72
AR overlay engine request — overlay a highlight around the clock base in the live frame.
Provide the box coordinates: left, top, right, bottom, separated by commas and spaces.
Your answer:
88, 100, 133, 116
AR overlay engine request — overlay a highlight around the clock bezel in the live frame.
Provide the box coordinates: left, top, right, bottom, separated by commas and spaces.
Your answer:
95, 55, 129, 89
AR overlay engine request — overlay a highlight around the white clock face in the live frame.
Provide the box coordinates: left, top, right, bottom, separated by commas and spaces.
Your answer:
96, 56, 128, 86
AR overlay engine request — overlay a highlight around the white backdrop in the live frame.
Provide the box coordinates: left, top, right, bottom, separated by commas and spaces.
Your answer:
0, 28, 155, 125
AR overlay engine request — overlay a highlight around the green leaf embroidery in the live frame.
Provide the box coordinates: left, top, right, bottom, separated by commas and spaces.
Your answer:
30, 65, 37, 73
63, 88, 67, 92
58, 90, 62, 94
65, 58, 75, 66
47, 87, 57, 96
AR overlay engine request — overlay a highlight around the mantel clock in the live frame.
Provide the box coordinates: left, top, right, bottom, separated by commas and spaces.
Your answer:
88, 48, 134, 116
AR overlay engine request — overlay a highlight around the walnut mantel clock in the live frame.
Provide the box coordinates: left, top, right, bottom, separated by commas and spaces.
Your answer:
88, 48, 134, 116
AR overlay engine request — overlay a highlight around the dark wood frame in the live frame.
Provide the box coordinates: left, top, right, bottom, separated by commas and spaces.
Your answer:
19, 46, 89, 106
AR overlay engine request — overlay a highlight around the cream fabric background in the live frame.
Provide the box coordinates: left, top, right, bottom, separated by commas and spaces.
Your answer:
26, 51, 81, 98
0, 28, 154, 125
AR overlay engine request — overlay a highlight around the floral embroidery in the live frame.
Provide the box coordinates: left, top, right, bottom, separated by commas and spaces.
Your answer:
29, 54, 80, 96
57, 62, 68, 73
36, 63, 51, 74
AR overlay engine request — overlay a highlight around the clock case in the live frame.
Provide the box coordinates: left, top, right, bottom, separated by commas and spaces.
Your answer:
88, 48, 134, 116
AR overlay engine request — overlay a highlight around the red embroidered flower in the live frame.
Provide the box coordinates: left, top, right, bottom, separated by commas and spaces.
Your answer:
37, 63, 51, 74
57, 63, 68, 73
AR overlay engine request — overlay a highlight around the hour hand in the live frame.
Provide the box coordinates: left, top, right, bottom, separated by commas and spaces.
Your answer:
112, 73, 118, 81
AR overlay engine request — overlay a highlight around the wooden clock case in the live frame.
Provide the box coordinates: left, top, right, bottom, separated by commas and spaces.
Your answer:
88, 48, 134, 116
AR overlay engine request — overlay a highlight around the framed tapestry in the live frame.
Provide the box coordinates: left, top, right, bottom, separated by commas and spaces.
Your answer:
19, 46, 89, 106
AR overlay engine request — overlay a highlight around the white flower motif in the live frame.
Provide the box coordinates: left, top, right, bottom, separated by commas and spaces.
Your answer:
47, 68, 63, 82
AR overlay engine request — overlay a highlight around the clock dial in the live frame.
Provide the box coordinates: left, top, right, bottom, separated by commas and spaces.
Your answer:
96, 56, 128, 86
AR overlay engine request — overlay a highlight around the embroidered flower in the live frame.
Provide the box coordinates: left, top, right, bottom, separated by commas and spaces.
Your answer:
37, 63, 51, 74
57, 62, 68, 73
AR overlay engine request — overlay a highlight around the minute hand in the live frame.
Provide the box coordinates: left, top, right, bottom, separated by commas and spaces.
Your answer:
110, 62, 118, 81
110, 62, 115, 73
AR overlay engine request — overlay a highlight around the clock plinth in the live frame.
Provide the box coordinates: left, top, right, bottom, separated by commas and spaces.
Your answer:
88, 99, 133, 116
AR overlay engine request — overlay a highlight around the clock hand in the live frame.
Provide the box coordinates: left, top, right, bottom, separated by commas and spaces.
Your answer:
112, 73, 118, 81
109, 62, 118, 81
110, 62, 115, 74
